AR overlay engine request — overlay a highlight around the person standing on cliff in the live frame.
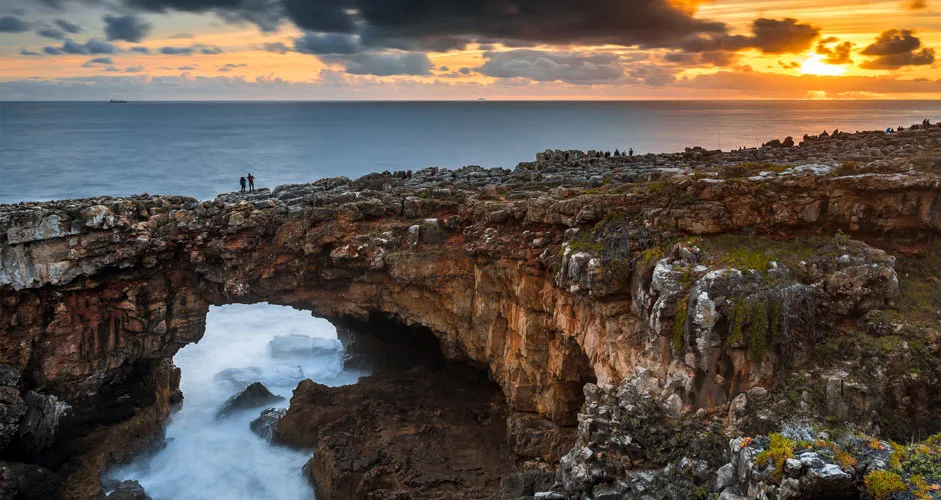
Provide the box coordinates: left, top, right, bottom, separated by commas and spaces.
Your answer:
239, 176, 246, 193
247, 173, 255, 193
629, 148, 634, 157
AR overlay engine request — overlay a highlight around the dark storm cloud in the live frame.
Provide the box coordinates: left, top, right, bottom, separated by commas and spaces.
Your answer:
284, 0, 727, 49
750, 18, 819, 54
263, 41, 289, 54
104, 14, 153, 42
34, 0, 729, 49
861, 30, 936, 69
476, 50, 625, 84
44, 38, 117, 55
0, 15, 30, 33
124, 0, 283, 32
54, 19, 81, 33
677, 18, 820, 55
294, 32, 361, 55
37, 27, 66, 39
816, 38, 853, 65
321, 51, 434, 76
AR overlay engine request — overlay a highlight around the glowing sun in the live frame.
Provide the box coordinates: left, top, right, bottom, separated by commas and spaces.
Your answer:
800, 54, 846, 76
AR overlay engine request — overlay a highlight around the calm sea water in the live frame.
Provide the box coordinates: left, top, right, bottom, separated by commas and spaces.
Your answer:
3, 100, 941, 204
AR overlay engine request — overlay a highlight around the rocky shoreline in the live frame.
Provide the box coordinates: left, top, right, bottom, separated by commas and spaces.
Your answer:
1, 123, 941, 499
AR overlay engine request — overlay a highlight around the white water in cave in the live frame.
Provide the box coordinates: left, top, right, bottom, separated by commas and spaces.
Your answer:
105, 303, 368, 499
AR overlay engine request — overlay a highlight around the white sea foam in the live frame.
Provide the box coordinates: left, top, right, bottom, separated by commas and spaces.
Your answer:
105, 303, 367, 500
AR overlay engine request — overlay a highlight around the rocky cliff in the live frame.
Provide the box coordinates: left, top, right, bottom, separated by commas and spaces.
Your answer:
1, 124, 941, 499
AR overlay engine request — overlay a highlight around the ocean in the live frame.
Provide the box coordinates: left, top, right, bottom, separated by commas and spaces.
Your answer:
2, 100, 941, 204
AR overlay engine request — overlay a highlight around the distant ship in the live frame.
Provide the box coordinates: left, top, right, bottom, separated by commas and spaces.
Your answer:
109, 99, 128, 104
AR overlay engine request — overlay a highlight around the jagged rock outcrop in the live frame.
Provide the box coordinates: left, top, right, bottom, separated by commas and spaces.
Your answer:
276, 363, 514, 500
0, 124, 941, 497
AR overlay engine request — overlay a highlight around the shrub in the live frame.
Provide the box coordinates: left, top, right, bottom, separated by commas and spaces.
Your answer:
755, 433, 796, 481
864, 470, 907, 500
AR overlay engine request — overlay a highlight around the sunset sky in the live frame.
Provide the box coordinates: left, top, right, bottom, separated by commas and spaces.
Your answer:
0, 0, 939, 99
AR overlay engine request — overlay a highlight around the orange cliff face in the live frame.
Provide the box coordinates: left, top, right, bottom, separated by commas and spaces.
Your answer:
1, 128, 941, 497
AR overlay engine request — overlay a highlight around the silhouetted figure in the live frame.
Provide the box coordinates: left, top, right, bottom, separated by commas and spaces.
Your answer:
898, 126, 904, 132
239, 177, 246, 193
628, 148, 634, 157
614, 149, 620, 156
247, 173, 255, 193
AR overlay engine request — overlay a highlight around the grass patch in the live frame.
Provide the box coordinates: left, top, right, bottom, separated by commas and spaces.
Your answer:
693, 234, 853, 274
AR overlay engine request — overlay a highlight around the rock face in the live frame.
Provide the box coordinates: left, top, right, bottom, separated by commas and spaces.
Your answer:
276, 363, 515, 500
0, 125, 940, 497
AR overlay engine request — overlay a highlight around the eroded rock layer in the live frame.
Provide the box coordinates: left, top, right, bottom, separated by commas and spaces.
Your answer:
1, 124, 941, 498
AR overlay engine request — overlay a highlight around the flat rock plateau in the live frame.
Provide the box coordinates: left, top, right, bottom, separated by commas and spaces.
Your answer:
1, 125, 941, 500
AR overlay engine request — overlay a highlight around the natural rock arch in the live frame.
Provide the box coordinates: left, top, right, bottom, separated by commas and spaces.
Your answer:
2, 159, 941, 497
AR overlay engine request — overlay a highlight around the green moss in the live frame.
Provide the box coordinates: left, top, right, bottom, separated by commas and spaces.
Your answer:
673, 301, 688, 352
748, 300, 769, 363
865, 470, 907, 500
755, 433, 796, 481
769, 298, 782, 348
894, 238, 941, 321
728, 298, 747, 346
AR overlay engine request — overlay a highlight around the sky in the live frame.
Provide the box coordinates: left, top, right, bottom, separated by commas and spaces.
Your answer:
0, 0, 939, 100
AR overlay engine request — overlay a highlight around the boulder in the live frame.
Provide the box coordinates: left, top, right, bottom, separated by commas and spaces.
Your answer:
215, 383, 284, 419
105, 480, 151, 500
16, 391, 70, 456
249, 408, 286, 442
0, 461, 60, 500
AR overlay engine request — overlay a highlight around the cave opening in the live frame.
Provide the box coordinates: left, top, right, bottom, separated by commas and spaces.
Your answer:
101, 302, 510, 500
